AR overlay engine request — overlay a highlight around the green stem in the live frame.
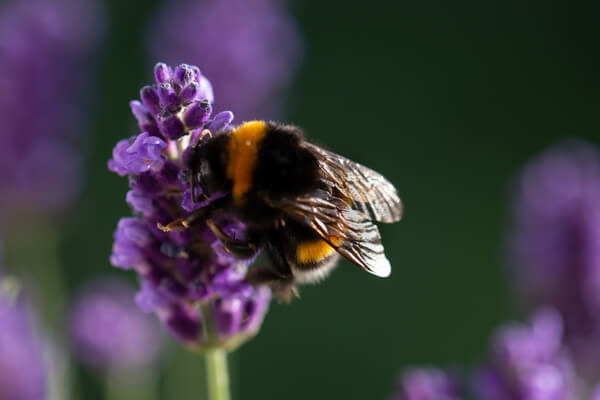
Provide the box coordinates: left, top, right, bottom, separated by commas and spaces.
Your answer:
205, 348, 230, 400
4, 215, 74, 400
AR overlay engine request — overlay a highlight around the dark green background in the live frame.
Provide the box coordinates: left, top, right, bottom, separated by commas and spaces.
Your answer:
61, 0, 600, 398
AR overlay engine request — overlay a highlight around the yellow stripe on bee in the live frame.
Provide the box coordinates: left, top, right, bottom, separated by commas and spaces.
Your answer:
296, 237, 342, 264
226, 121, 267, 205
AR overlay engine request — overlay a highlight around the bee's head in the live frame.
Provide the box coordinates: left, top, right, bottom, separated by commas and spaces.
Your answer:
186, 132, 230, 200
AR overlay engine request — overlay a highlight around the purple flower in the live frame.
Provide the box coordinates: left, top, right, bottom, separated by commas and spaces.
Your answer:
0, 288, 47, 400
392, 368, 462, 400
109, 63, 271, 349
70, 278, 162, 371
108, 133, 167, 176
509, 140, 600, 373
473, 309, 578, 400
147, 0, 303, 121
591, 385, 600, 400
124, 63, 214, 142
0, 0, 103, 211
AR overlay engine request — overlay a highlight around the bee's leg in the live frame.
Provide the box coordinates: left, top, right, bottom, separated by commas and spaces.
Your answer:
206, 220, 260, 260
158, 197, 226, 232
246, 239, 298, 302
157, 208, 210, 232
246, 267, 298, 302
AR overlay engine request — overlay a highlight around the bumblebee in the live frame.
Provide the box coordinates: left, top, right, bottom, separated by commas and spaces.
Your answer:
161, 121, 403, 300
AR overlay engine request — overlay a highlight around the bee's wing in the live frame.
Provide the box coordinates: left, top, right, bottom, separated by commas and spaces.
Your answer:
266, 190, 391, 278
304, 143, 403, 223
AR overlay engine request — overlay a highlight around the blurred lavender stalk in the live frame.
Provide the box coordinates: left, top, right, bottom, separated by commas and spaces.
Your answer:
593, 386, 600, 400
147, 0, 303, 122
70, 278, 162, 400
0, 277, 47, 400
0, 0, 103, 212
509, 140, 600, 378
390, 310, 583, 400
473, 309, 579, 400
391, 368, 461, 400
0, 0, 104, 399
7, 220, 76, 400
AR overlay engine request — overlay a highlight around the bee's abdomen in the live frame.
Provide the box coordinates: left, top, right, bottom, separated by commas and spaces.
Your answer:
296, 239, 337, 264
289, 235, 342, 284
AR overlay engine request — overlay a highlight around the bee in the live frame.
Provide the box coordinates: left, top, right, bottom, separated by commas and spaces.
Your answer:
160, 121, 403, 300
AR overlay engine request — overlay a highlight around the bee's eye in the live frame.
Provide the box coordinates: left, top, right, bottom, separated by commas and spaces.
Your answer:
199, 160, 211, 176
194, 160, 211, 191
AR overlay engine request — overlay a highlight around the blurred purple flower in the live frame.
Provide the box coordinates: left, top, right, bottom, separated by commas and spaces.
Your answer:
473, 309, 578, 400
592, 385, 600, 400
392, 368, 462, 400
509, 140, 600, 373
148, 0, 303, 121
0, 0, 103, 211
108, 63, 271, 349
0, 287, 47, 400
70, 278, 162, 371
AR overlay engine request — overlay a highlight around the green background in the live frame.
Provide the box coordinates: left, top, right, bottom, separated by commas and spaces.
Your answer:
54, 0, 600, 398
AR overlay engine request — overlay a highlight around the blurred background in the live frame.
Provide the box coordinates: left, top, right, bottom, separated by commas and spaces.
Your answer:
1, 0, 600, 399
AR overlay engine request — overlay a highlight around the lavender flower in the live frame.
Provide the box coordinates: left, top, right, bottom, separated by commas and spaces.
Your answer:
108, 63, 271, 349
0, 283, 47, 400
70, 278, 162, 371
148, 0, 303, 121
473, 309, 578, 400
392, 368, 462, 400
509, 141, 600, 373
0, 0, 103, 211
592, 385, 600, 400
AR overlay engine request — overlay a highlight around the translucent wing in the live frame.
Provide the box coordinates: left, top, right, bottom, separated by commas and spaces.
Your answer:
304, 143, 403, 223
265, 190, 391, 278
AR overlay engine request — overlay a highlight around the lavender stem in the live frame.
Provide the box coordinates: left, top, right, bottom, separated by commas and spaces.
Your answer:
199, 302, 231, 400
205, 348, 230, 400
